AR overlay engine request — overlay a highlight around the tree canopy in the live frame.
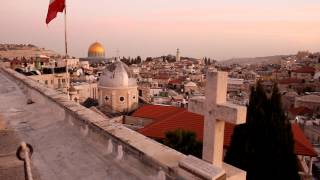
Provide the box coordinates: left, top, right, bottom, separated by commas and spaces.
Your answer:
224, 81, 299, 180
163, 129, 202, 158
82, 98, 99, 108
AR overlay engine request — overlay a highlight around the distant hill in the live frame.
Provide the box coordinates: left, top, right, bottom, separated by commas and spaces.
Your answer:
218, 55, 290, 65
0, 44, 60, 59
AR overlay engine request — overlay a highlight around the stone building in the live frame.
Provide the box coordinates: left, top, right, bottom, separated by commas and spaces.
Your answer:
184, 81, 198, 94
291, 67, 316, 80
56, 58, 79, 68
282, 91, 299, 111
98, 59, 139, 113
295, 95, 320, 113
29, 71, 69, 92
69, 82, 98, 103
176, 48, 180, 62
227, 78, 245, 93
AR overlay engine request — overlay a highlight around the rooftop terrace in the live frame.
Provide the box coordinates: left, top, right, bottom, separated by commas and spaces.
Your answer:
0, 67, 246, 179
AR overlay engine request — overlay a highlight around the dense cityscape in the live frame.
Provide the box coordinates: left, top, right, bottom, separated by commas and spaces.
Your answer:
1, 0, 320, 180
0, 42, 319, 179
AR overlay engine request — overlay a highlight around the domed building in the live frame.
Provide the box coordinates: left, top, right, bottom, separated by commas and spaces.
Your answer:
98, 59, 138, 113
88, 42, 105, 58
80, 41, 113, 64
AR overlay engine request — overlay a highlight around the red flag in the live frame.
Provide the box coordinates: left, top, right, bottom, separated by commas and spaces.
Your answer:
46, 0, 65, 24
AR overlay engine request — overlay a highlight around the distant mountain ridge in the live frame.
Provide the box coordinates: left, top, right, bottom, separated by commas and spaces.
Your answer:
0, 44, 60, 59
219, 55, 290, 65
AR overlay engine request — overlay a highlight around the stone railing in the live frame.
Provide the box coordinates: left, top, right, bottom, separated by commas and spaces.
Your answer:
0, 67, 245, 180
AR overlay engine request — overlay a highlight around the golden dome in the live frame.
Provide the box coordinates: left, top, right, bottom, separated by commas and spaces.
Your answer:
88, 42, 105, 58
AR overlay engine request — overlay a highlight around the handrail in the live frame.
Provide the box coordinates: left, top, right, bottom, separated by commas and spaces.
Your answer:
16, 142, 34, 180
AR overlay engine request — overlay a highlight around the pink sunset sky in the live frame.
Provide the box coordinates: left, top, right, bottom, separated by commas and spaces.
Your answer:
1, 0, 320, 60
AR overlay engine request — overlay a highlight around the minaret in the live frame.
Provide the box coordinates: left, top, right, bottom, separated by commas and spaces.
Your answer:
176, 48, 180, 62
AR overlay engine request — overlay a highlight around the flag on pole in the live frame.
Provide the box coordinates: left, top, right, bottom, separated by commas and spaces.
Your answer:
46, 0, 65, 24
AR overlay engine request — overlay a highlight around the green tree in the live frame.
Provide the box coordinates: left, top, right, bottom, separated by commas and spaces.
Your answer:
163, 129, 202, 158
224, 82, 299, 180
146, 57, 153, 62
136, 56, 142, 64
82, 98, 99, 108
204, 57, 208, 65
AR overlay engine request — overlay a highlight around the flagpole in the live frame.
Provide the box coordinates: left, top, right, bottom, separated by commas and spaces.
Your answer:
64, 1, 68, 58
64, 0, 70, 98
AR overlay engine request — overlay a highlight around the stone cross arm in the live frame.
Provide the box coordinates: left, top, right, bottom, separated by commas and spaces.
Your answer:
190, 101, 246, 125
214, 102, 246, 124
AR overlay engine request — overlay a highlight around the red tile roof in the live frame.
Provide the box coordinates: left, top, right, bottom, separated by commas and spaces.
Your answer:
292, 67, 315, 74
169, 79, 182, 85
289, 106, 313, 117
278, 78, 303, 84
291, 124, 317, 157
134, 105, 317, 157
132, 105, 186, 122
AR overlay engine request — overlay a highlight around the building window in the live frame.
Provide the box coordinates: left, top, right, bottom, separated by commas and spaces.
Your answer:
120, 97, 125, 102
62, 79, 65, 83
105, 96, 109, 101
45, 80, 48, 85
133, 96, 136, 99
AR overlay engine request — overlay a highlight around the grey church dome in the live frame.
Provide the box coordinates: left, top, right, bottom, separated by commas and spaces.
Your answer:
99, 60, 137, 87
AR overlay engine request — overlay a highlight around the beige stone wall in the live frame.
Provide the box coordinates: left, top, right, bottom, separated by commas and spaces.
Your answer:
73, 83, 98, 103
188, 97, 205, 114
281, 95, 295, 112
99, 86, 138, 113
184, 86, 197, 94
29, 73, 69, 91
137, 86, 152, 102
1, 61, 11, 68
56, 58, 79, 68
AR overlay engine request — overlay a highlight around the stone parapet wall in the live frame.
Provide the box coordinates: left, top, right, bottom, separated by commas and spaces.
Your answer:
0, 67, 230, 180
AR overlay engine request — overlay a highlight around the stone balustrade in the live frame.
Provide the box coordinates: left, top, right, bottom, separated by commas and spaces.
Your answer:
0, 67, 245, 180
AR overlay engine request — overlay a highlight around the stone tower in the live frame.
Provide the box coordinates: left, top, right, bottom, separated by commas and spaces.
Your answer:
176, 48, 180, 62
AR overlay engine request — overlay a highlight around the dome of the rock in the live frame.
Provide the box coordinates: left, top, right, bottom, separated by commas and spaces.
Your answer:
88, 42, 105, 58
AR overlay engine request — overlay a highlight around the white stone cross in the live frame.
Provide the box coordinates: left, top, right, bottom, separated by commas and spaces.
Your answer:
202, 71, 246, 167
